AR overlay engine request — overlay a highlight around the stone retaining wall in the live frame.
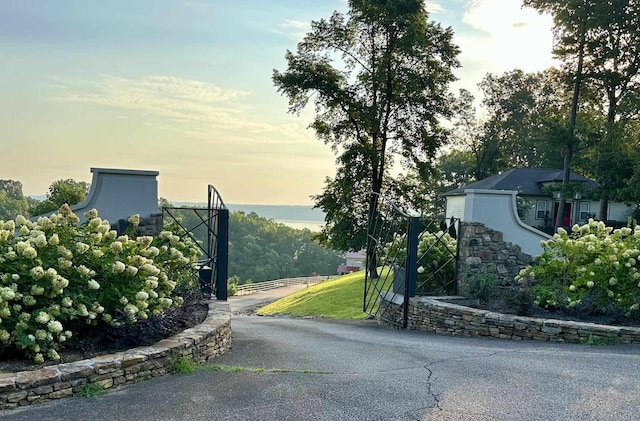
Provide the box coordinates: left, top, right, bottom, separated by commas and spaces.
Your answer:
0, 301, 231, 410
381, 297, 640, 344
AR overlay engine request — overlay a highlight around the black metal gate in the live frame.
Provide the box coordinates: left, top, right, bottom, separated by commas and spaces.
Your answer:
162, 185, 229, 300
364, 193, 459, 328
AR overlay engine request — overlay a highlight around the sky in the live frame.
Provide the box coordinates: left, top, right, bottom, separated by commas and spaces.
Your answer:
0, 0, 555, 205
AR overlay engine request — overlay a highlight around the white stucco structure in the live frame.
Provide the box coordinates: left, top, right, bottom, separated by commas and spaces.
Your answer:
447, 189, 552, 257
70, 168, 159, 223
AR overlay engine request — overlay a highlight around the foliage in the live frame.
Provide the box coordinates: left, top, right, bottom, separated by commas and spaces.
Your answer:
384, 227, 457, 294
466, 268, 501, 304
273, 0, 459, 251
170, 356, 197, 374
228, 211, 343, 283
525, 0, 640, 218
257, 271, 367, 320
0, 205, 200, 363
227, 275, 239, 297
516, 220, 640, 317
161, 206, 343, 284
30, 179, 90, 216
75, 382, 106, 398
0, 180, 29, 220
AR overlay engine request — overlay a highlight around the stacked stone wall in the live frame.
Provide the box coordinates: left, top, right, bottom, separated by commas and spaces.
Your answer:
0, 301, 231, 410
457, 222, 535, 296
379, 298, 640, 344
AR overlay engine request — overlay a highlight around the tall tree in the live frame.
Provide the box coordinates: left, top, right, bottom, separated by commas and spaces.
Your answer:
525, 0, 640, 221
524, 0, 592, 229
273, 0, 459, 252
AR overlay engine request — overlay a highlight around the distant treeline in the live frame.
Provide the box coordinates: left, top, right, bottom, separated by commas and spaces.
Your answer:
164, 207, 342, 284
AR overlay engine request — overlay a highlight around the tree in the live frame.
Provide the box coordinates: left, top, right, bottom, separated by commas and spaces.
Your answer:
525, 0, 640, 221
273, 0, 459, 251
30, 179, 90, 216
0, 179, 29, 220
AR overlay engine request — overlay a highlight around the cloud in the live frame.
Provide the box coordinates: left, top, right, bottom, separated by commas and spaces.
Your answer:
426, 1, 446, 14
51, 74, 308, 144
272, 19, 310, 41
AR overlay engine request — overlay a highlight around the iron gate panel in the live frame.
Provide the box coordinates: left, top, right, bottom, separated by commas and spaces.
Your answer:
364, 193, 459, 328
162, 185, 229, 300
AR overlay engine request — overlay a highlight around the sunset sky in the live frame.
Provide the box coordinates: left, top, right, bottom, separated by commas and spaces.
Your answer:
0, 0, 555, 205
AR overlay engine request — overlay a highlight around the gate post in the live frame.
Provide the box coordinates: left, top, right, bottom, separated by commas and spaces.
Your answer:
215, 208, 229, 301
404, 217, 419, 328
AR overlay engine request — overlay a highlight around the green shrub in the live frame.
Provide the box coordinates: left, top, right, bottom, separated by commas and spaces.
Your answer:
466, 268, 500, 304
227, 275, 239, 297
75, 382, 106, 398
0, 205, 200, 362
170, 356, 197, 374
516, 220, 640, 316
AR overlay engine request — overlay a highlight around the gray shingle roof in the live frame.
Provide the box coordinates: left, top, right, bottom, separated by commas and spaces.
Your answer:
443, 168, 596, 196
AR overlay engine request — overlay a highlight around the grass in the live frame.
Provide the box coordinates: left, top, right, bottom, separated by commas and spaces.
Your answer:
75, 382, 107, 398
581, 334, 620, 346
170, 356, 198, 374
256, 270, 368, 320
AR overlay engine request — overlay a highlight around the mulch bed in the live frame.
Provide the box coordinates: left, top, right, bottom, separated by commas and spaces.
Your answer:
0, 300, 208, 374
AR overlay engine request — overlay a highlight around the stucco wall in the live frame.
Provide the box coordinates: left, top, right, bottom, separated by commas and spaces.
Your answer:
71, 168, 159, 223
450, 189, 551, 257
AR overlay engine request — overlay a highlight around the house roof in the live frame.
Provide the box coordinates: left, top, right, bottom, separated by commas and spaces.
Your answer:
443, 168, 596, 196
344, 251, 365, 259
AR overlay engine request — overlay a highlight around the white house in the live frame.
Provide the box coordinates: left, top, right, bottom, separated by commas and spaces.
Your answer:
337, 250, 365, 275
444, 168, 634, 232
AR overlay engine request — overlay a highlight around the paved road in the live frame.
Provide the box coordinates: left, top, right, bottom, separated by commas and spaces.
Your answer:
3, 292, 640, 420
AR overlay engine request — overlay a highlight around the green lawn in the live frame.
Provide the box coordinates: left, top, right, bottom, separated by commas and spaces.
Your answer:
256, 271, 368, 320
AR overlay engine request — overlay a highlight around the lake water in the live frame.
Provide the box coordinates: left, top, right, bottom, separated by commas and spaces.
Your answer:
277, 219, 323, 232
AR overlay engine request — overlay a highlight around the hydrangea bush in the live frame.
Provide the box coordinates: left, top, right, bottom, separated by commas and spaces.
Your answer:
516, 219, 640, 316
0, 205, 200, 363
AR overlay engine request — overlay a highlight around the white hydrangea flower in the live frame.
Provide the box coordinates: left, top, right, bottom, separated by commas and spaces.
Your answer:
88, 217, 102, 231
88, 279, 101, 290
135, 291, 149, 301
75, 242, 90, 254
110, 241, 123, 253
35, 311, 50, 324
0, 329, 10, 342
126, 265, 139, 276
112, 261, 126, 273
0, 287, 16, 300
128, 214, 140, 226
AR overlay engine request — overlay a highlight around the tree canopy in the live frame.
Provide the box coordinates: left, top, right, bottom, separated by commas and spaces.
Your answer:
30, 179, 90, 216
273, 0, 459, 251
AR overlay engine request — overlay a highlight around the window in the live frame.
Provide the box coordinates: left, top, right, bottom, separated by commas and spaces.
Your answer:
536, 200, 547, 219
579, 202, 589, 221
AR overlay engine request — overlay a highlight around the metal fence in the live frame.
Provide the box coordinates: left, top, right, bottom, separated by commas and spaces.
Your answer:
162, 185, 229, 300
364, 193, 459, 328
233, 276, 334, 296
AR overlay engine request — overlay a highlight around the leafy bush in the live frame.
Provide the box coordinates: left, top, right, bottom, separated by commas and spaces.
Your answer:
227, 275, 239, 297
516, 219, 640, 317
466, 268, 500, 304
0, 205, 200, 362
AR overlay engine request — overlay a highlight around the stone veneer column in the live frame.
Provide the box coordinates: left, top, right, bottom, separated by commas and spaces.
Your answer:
457, 222, 535, 296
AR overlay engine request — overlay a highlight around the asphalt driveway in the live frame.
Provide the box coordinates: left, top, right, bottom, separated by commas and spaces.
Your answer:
3, 311, 639, 421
